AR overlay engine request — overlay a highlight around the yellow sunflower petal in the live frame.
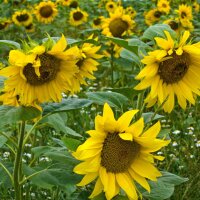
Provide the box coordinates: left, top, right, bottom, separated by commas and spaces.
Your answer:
142, 121, 161, 138
77, 172, 98, 186
89, 178, 103, 199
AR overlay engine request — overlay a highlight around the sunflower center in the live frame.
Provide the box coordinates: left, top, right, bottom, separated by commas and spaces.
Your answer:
23, 53, 60, 86
101, 133, 140, 173
109, 4, 113, 8
39, 5, 53, 18
93, 18, 101, 25
162, 3, 167, 8
154, 11, 162, 18
169, 21, 179, 30
16, 14, 29, 22
158, 52, 190, 84
0, 23, 7, 30
181, 11, 187, 18
109, 18, 129, 38
76, 59, 84, 68
70, 1, 78, 8
73, 11, 84, 21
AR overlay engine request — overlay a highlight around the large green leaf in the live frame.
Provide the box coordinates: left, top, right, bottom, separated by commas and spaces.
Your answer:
142, 24, 176, 41
0, 106, 41, 127
86, 91, 129, 109
62, 137, 82, 151
42, 98, 93, 115
0, 40, 21, 49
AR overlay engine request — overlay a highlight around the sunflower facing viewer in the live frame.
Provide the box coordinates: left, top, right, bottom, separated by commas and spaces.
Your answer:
135, 31, 200, 113
73, 103, 170, 199
69, 7, 88, 26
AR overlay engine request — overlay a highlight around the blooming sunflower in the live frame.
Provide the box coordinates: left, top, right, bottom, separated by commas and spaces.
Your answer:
0, 18, 11, 30
102, 7, 133, 38
92, 16, 104, 29
73, 103, 170, 199
157, 0, 170, 14
69, 0, 78, 8
12, 10, 32, 26
144, 8, 162, 26
125, 6, 137, 19
0, 35, 79, 105
177, 4, 193, 21
105, 1, 117, 13
69, 35, 103, 93
193, 2, 200, 13
163, 18, 181, 34
69, 7, 88, 26
134, 31, 200, 113
25, 23, 35, 32
35, 1, 58, 24
59, 0, 71, 6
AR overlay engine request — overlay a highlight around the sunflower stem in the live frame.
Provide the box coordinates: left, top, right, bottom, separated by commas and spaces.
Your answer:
13, 121, 26, 200
135, 91, 145, 119
110, 43, 115, 86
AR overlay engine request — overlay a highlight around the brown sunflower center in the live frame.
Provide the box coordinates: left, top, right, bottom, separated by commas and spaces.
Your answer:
109, 4, 114, 8
69, 1, 78, 8
73, 11, 84, 21
158, 52, 190, 84
16, 14, 29, 22
23, 53, 60, 86
25, 23, 33, 30
181, 11, 187, 18
93, 17, 101, 25
169, 21, 179, 30
162, 3, 167, 8
76, 59, 84, 68
154, 11, 162, 18
0, 23, 7, 30
101, 133, 140, 173
109, 18, 129, 38
39, 5, 53, 18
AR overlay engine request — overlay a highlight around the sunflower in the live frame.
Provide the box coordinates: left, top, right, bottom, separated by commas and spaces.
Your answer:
12, 10, 32, 26
35, 1, 58, 24
125, 6, 137, 19
59, 0, 71, 6
0, 35, 79, 106
102, 7, 133, 38
69, 0, 78, 8
105, 1, 117, 13
92, 16, 104, 29
73, 103, 170, 200
163, 18, 181, 34
69, 7, 88, 26
0, 18, 12, 30
0, 90, 20, 107
157, 0, 170, 14
144, 8, 162, 26
177, 4, 193, 21
134, 31, 200, 113
180, 18, 194, 32
25, 23, 35, 32
193, 2, 200, 13
69, 35, 103, 93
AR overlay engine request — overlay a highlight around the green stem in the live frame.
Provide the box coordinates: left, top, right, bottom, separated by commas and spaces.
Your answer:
110, 44, 114, 86
13, 121, 26, 200
0, 162, 14, 186
135, 91, 145, 120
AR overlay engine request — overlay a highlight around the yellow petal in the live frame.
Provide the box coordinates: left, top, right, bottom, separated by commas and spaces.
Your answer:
30, 45, 45, 55
99, 167, 109, 191
89, 178, 103, 199
77, 172, 98, 186
119, 133, 133, 141
49, 34, 67, 54
105, 173, 117, 200
126, 117, 144, 137
142, 121, 161, 138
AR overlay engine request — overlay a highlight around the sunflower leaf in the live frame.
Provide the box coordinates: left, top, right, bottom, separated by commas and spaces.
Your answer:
0, 40, 21, 49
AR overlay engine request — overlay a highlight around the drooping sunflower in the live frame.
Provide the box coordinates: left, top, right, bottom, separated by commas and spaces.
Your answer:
157, 0, 170, 14
135, 31, 200, 113
144, 8, 162, 26
177, 4, 193, 21
0, 35, 79, 105
73, 103, 170, 200
35, 1, 58, 24
105, 1, 117, 13
102, 7, 133, 38
69, 35, 103, 93
12, 10, 32, 26
69, 7, 88, 26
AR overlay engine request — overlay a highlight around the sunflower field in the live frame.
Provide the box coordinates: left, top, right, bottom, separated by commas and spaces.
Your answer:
0, 0, 200, 199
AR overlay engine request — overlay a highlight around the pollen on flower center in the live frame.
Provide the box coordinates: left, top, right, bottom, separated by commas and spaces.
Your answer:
73, 11, 83, 21
23, 53, 60, 85
158, 52, 190, 84
39, 6, 53, 18
101, 132, 140, 173
109, 18, 129, 38
16, 14, 29, 22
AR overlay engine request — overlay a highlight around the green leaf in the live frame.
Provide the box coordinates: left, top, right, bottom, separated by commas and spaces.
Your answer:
0, 40, 21, 49
43, 98, 93, 115
41, 113, 82, 137
62, 137, 82, 151
106, 37, 138, 54
120, 49, 140, 65
0, 132, 12, 148
0, 106, 41, 127
86, 91, 129, 109
142, 112, 165, 123
142, 24, 176, 41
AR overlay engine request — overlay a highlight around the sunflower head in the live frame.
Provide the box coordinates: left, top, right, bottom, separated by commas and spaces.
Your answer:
135, 30, 200, 112
73, 103, 170, 199
35, 1, 58, 24
12, 10, 32, 26
102, 7, 133, 38
0, 18, 12, 30
69, 0, 78, 8
145, 8, 162, 26
125, 6, 137, 19
69, 7, 88, 26
157, 0, 170, 14
163, 18, 181, 33
177, 4, 193, 21
25, 23, 35, 32
105, 1, 117, 13
193, 2, 200, 13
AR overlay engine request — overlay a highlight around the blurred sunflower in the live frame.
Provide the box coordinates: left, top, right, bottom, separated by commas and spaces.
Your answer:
35, 1, 58, 24
125, 6, 137, 19
163, 18, 181, 34
105, 1, 117, 13
69, 0, 78, 8
102, 7, 133, 38
59, 0, 71, 6
157, 0, 170, 14
135, 31, 200, 113
92, 16, 104, 29
192, 2, 199, 13
69, 7, 88, 26
180, 19, 194, 32
12, 10, 32, 26
177, 4, 193, 21
145, 8, 162, 26
0, 35, 79, 105
0, 18, 12, 30
25, 23, 35, 32
73, 103, 170, 200
70, 35, 103, 93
